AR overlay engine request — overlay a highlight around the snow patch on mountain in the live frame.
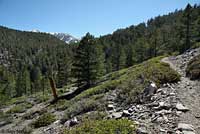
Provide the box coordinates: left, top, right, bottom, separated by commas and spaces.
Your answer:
31, 29, 79, 44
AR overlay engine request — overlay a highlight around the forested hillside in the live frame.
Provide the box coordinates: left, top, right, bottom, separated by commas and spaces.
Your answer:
0, 26, 75, 101
0, 4, 200, 102
0, 3, 200, 134
98, 4, 200, 73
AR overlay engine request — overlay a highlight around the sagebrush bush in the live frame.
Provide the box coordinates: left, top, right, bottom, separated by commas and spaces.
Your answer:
62, 96, 105, 123
6, 102, 33, 114
64, 119, 136, 134
0, 111, 12, 127
31, 113, 56, 128
186, 54, 200, 80
116, 57, 180, 104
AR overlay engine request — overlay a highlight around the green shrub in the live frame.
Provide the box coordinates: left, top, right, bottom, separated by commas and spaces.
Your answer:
64, 119, 136, 134
116, 57, 180, 104
6, 102, 33, 114
0, 111, 12, 127
53, 100, 70, 111
21, 126, 33, 134
31, 113, 56, 128
186, 54, 200, 80
22, 108, 47, 120
79, 111, 107, 121
62, 96, 105, 122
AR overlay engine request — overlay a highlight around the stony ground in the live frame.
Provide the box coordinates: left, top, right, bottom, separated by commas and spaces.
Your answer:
163, 48, 200, 134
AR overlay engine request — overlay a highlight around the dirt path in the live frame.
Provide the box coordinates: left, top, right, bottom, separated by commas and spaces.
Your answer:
162, 48, 200, 133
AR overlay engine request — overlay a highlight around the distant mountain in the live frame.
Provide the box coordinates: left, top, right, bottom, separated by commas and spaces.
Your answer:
51, 32, 79, 44
31, 29, 79, 44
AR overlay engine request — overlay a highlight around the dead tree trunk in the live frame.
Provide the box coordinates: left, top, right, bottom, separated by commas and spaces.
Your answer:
49, 77, 58, 100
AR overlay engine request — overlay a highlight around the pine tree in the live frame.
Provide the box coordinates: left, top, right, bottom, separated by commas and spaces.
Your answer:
56, 54, 71, 88
72, 33, 101, 89
95, 45, 106, 78
179, 4, 194, 53
112, 44, 126, 71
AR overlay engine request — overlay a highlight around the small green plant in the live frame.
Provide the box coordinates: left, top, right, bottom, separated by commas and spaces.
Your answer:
79, 111, 107, 121
64, 119, 136, 134
31, 113, 56, 128
0, 111, 12, 127
53, 100, 70, 111
62, 97, 103, 122
22, 108, 47, 120
6, 102, 33, 114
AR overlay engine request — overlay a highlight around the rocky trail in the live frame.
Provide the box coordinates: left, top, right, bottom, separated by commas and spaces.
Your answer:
107, 48, 200, 134
163, 48, 200, 134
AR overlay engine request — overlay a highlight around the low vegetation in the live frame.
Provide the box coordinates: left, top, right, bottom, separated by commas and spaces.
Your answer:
64, 119, 136, 134
31, 113, 56, 128
0, 111, 12, 127
62, 57, 180, 121
6, 102, 33, 114
186, 54, 200, 80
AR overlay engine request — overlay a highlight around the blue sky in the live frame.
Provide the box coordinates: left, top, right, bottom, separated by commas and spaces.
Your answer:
0, 0, 199, 38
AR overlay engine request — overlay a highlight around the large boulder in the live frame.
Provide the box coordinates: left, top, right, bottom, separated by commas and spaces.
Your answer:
64, 117, 79, 128
139, 82, 158, 103
143, 82, 158, 96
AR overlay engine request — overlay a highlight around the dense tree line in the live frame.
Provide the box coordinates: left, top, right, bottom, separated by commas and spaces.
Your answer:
0, 4, 199, 100
98, 3, 200, 73
0, 26, 74, 100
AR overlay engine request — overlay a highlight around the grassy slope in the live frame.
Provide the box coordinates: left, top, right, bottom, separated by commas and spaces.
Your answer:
0, 56, 180, 132
61, 56, 180, 121
61, 56, 180, 133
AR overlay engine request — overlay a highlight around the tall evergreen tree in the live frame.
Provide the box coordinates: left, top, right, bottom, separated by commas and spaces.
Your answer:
72, 33, 101, 88
179, 4, 194, 52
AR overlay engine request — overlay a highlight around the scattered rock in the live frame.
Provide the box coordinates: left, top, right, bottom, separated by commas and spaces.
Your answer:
182, 131, 195, 134
64, 117, 78, 128
143, 82, 157, 96
178, 123, 194, 131
122, 110, 131, 116
136, 127, 148, 134
53, 120, 60, 125
112, 112, 122, 119
107, 104, 115, 110
176, 103, 189, 112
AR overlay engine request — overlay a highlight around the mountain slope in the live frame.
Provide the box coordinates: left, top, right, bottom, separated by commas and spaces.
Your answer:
0, 55, 181, 133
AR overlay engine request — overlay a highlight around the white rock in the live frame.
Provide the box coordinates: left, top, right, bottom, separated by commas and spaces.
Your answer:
159, 102, 165, 107
107, 104, 115, 110
182, 131, 195, 134
151, 82, 157, 88
122, 110, 131, 116
112, 112, 122, 119
178, 123, 194, 131
176, 103, 189, 112
136, 127, 148, 134
53, 120, 60, 125
169, 92, 176, 96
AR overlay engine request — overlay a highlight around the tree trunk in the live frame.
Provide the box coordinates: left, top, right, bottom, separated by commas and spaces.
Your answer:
49, 77, 58, 99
